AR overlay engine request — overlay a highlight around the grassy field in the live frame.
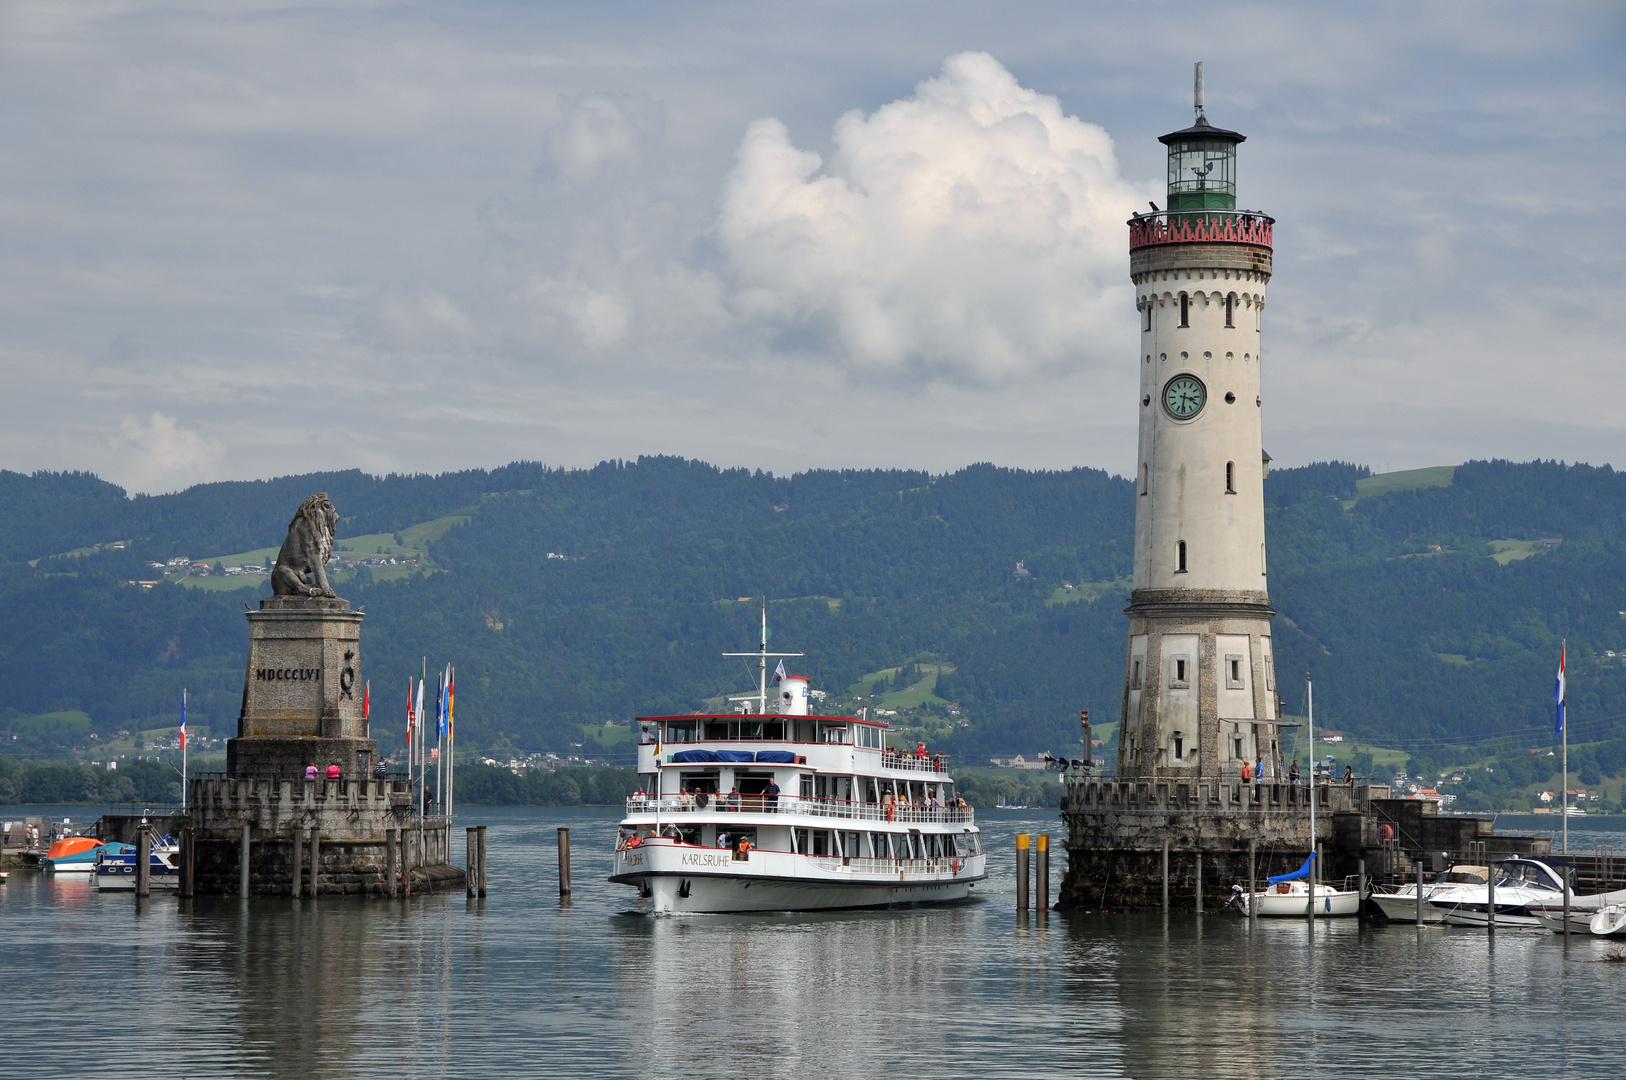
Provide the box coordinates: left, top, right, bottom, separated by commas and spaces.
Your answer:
172, 511, 472, 591
1352, 465, 1457, 502
1488, 539, 1547, 565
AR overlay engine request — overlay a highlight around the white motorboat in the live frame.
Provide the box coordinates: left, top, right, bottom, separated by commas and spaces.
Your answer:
1428, 858, 1565, 927
1589, 905, 1626, 937
1236, 878, 1361, 918
93, 832, 181, 891
1369, 865, 1488, 924
610, 615, 986, 914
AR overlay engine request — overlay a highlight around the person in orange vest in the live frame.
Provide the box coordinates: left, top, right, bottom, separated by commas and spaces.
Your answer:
1241, 759, 1253, 784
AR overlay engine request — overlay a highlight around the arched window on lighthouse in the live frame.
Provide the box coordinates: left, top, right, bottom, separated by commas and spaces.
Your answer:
1176, 540, 1188, 573
1225, 293, 1235, 327
1179, 292, 1189, 327
1226, 461, 1236, 493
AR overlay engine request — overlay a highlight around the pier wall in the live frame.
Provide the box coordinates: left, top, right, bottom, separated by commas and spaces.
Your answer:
1058, 779, 1551, 911
188, 776, 465, 896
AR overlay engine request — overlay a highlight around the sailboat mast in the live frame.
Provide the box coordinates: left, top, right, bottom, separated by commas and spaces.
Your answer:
759, 601, 768, 714
1308, 675, 1316, 923
1562, 638, 1569, 855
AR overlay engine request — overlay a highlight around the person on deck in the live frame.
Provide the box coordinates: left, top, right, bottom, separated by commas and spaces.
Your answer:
1343, 764, 1355, 786
727, 786, 740, 811
764, 778, 781, 812
1255, 755, 1266, 783
1289, 759, 1301, 785
1241, 759, 1252, 784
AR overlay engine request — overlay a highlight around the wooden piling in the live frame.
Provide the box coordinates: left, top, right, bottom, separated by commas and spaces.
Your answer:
1415, 859, 1424, 926
1161, 838, 1170, 913
1015, 833, 1029, 911
404, 826, 413, 897
1357, 857, 1366, 920
308, 828, 320, 898
179, 827, 194, 898
1036, 834, 1049, 913
291, 828, 303, 898
467, 828, 478, 898
239, 824, 251, 898
558, 827, 572, 896
385, 827, 397, 898
1247, 841, 1257, 926
136, 830, 151, 897
1563, 866, 1571, 937
1487, 866, 1496, 933
1195, 852, 1202, 913
476, 825, 488, 897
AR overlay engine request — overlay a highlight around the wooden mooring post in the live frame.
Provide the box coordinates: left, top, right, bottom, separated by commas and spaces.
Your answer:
1415, 860, 1424, 926
179, 827, 195, 898
467, 827, 479, 898
1035, 834, 1049, 913
1357, 857, 1366, 920
308, 828, 320, 898
1247, 840, 1257, 926
476, 825, 488, 897
385, 827, 396, 898
1563, 866, 1572, 937
291, 828, 304, 898
136, 830, 151, 897
558, 827, 572, 897
1487, 867, 1497, 933
239, 824, 251, 898
1195, 852, 1202, 914
1161, 839, 1170, 913
1015, 833, 1030, 911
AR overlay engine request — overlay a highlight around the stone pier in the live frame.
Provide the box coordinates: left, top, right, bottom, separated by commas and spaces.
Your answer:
1058, 778, 1551, 911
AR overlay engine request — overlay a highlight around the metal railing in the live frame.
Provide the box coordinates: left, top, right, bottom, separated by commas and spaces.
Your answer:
879, 751, 952, 774
624, 793, 974, 825
806, 855, 969, 876
1128, 209, 1274, 251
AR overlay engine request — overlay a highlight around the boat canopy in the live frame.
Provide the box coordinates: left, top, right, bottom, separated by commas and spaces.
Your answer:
1268, 853, 1315, 884
670, 748, 799, 764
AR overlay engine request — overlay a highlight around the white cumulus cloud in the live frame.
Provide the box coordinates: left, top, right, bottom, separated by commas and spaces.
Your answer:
109, 412, 225, 493
716, 52, 1150, 382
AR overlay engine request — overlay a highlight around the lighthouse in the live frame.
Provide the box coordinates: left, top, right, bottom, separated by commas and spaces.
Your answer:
1117, 64, 1280, 783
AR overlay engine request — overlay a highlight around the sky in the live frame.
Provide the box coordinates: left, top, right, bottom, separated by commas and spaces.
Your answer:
0, 1, 1621, 493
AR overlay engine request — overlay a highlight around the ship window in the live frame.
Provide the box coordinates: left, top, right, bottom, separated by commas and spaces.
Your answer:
794, 828, 809, 854
799, 774, 813, 798
1226, 461, 1236, 493
1177, 540, 1188, 573
1179, 292, 1189, 327
819, 723, 849, 743
664, 721, 697, 743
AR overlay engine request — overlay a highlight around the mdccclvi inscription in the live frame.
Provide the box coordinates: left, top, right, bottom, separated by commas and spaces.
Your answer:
255, 668, 323, 682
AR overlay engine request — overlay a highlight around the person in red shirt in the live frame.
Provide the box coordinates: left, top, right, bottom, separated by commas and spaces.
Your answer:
325, 761, 341, 780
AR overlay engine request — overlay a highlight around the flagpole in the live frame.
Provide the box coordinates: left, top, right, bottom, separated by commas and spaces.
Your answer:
181, 688, 187, 812
1562, 639, 1569, 856
447, 666, 455, 823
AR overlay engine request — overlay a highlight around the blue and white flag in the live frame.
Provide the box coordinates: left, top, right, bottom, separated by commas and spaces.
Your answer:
1554, 642, 1566, 739
773, 660, 786, 683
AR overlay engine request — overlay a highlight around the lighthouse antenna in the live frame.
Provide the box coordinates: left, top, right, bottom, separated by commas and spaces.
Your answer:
1194, 61, 1205, 120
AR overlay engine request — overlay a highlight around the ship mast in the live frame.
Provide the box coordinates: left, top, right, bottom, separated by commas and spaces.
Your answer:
723, 600, 803, 714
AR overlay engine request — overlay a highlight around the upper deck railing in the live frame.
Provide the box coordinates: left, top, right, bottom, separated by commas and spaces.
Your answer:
1128, 210, 1274, 252
625, 793, 974, 826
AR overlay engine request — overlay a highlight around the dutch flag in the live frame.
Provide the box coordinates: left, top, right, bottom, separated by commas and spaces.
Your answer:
1554, 642, 1566, 739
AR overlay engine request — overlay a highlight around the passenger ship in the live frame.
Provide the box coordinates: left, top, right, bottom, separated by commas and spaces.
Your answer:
610, 621, 986, 914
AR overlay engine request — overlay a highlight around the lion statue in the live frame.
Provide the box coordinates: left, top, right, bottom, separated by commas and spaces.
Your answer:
271, 492, 341, 598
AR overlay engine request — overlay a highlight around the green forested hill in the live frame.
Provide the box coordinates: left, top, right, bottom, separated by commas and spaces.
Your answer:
2, 457, 1623, 774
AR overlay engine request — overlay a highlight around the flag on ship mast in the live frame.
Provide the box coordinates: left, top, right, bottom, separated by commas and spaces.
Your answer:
1554, 642, 1566, 738
179, 688, 187, 750
774, 660, 787, 682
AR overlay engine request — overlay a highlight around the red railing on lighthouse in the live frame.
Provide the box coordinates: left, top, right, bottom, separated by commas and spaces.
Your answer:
1129, 210, 1274, 252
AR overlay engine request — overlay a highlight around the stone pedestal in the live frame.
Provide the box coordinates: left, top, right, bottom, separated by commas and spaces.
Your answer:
228, 595, 374, 780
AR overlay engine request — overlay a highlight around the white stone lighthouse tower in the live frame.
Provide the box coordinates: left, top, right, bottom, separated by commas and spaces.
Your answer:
1117, 65, 1281, 782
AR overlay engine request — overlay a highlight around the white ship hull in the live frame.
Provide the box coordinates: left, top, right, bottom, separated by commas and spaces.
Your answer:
1240, 882, 1360, 918
612, 838, 985, 914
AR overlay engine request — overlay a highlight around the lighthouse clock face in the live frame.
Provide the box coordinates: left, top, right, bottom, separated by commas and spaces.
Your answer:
1162, 373, 1207, 419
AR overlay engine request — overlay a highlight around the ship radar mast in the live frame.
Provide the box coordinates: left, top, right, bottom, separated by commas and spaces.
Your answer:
722, 599, 804, 714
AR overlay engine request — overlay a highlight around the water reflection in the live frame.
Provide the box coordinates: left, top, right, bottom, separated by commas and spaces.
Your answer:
3, 807, 1625, 1079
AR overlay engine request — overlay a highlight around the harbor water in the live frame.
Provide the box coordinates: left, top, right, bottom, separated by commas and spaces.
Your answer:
4, 806, 1626, 1079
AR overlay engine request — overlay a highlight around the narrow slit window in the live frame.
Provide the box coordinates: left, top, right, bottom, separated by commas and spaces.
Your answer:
1143, 303, 1152, 331
1173, 732, 1184, 759
1226, 461, 1236, 493
1231, 659, 1240, 682
1140, 463, 1149, 495
1177, 540, 1187, 573
1179, 292, 1189, 327
1225, 294, 1235, 327
1175, 659, 1187, 682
